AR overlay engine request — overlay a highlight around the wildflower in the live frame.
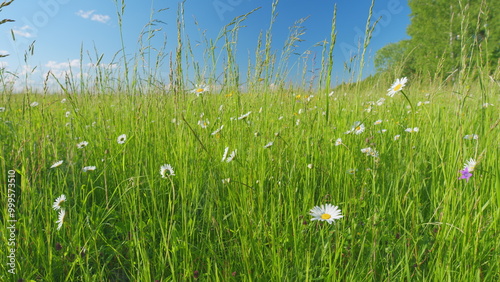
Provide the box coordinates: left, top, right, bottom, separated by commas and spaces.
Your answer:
222, 178, 231, 184
307, 164, 314, 169
238, 111, 252, 120
335, 138, 342, 146
52, 194, 66, 210
225, 149, 237, 163
117, 134, 127, 144
198, 120, 209, 128
346, 121, 365, 135
30, 101, 39, 107
387, 77, 408, 97
405, 127, 419, 133
463, 158, 477, 172
264, 141, 274, 149
82, 166, 96, 172
296, 119, 300, 126
221, 147, 229, 162
0, 107, 5, 112
192, 84, 208, 96
77, 141, 89, 149
160, 164, 175, 178
482, 103, 493, 108
394, 135, 401, 141
65, 111, 71, 117
459, 167, 472, 182
374, 119, 383, 125
309, 204, 343, 224
346, 168, 357, 175
50, 160, 64, 168
376, 98, 385, 106
211, 125, 224, 136
377, 129, 387, 133
361, 147, 378, 157
464, 134, 478, 140
61, 98, 67, 103
56, 209, 66, 230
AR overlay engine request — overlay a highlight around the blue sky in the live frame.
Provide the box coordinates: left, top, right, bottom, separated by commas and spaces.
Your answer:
0, 0, 410, 90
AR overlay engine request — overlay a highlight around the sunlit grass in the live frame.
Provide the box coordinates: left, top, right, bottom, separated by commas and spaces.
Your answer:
1, 1, 499, 280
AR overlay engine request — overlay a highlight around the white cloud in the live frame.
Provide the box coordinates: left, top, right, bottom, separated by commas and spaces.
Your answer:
76, 10, 95, 19
91, 14, 110, 24
12, 25, 35, 38
45, 59, 80, 70
76, 10, 110, 24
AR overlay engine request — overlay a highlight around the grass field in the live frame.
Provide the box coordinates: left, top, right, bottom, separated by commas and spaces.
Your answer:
1, 2, 499, 281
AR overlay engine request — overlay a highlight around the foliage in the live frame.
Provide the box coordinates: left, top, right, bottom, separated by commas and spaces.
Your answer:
376, 0, 499, 79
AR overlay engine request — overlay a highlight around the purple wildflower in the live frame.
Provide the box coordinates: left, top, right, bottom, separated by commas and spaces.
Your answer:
459, 167, 472, 182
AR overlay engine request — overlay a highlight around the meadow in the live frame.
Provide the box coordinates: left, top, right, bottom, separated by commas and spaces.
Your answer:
1, 1, 500, 281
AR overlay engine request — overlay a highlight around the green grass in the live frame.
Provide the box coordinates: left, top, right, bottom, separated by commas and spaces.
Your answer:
1, 1, 499, 281
1, 82, 498, 281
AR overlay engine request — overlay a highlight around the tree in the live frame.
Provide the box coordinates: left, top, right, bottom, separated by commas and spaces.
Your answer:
374, 40, 412, 73
375, 0, 499, 78
0, 0, 15, 58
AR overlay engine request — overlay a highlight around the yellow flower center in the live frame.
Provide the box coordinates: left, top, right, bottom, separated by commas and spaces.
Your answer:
356, 126, 361, 131
196, 88, 204, 93
321, 213, 331, 220
394, 84, 402, 91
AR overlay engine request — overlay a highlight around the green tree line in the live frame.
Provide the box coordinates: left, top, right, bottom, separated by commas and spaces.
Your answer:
375, 0, 499, 79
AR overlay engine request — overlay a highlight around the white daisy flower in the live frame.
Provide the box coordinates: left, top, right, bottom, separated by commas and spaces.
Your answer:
222, 178, 231, 184
77, 141, 89, 149
394, 135, 401, 141
264, 141, 274, 149
192, 84, 209, 96
405, 127, 419, 133
238, 111, 252, 120
52, 194, 66, 210
361, 147, 378, 157
309, 203, 343, 224
307, 164, 314, 169
352, 122, 365, 135
387, 77, 408, 97
61, 98, 67, 103
82, 166, 96, 172
0, 107, 5, 112
211, 125, 224, 136
50, 160, 64, 168
225, 149, 237, 163
464, 134, 478, 140
160, 164, 175, 178
463, 158, 477, 172
335, 138, 342, 146
117, 134, 127, 144
221, 147, 229, 162
56, 209, 66, 230
374, 119, 383, 125
30, 101, 39, 107
198, 120, 209, 128
346, 168, 357, 175
65, 111, 71, 117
